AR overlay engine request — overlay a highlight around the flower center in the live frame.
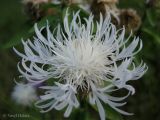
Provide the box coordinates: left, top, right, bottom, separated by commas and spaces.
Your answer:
58, 39, 107, 87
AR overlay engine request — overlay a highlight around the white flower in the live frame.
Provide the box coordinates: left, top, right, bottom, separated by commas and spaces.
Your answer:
12, 83, 38, 106
14, 11, 147, 120
35, 82, 79, 117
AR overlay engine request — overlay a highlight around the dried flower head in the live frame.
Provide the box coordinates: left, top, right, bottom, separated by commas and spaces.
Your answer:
146, 0, 157, 7
23, 3, 43, 21
155, 0, 160, 8
119, 9, 141, 32
14, 11, 147, 120
22, 0, 54, 22
22, 0, 50, 5
12, 83, 38, 106
91, 0, 120, 22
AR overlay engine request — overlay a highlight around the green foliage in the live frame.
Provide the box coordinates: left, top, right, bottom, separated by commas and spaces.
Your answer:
1, 25, 32, 49
91, 104, 124, 120
0, 3, 90, 49
142, 28, 160, 44
105, 105, 124, 120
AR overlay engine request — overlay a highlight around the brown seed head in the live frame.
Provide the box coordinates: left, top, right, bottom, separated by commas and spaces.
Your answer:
119, 9, 141, 32
22, 0, 50, 5
98, 0, 118, 4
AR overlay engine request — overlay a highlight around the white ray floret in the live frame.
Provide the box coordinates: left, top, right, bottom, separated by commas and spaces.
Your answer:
35, 82, 79, 117
112, 59, 148, 95
89, 81, 132, 120
14, 11, 147, 120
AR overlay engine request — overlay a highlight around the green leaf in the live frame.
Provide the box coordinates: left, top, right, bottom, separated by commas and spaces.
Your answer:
105, 105, 124, 120
142, 28, 160, 44
29, 14, 61, 34
0, 25, 32, 49
91, 104, 124, 120
146, 9, 156, 27
41, 3, 62, 12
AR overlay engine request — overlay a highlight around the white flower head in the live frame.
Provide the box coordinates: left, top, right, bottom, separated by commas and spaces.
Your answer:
14, 11, 147, 120
12, 83, 38, 106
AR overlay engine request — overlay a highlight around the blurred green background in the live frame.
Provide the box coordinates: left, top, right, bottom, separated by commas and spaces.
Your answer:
0, 0, 160, 120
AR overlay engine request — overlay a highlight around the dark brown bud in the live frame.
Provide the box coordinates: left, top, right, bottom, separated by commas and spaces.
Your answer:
91, 0, 106, 20
119, 9, 141, 32
22, 0, 54, 22
146, 0, 156, 7
91, 0, 119, 21
23, 2, 44, 22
